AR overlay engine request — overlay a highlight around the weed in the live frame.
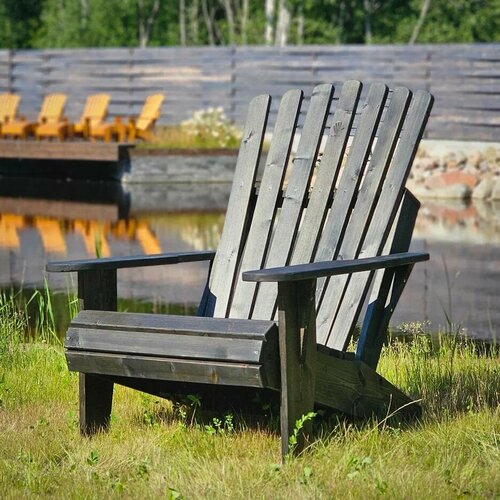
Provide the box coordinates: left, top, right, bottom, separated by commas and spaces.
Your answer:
288, 411, 317, 456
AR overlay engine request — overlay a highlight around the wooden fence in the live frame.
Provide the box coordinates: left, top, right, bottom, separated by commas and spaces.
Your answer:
0, 44, 498, 142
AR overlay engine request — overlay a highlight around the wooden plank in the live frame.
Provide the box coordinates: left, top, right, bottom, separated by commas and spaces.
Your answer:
289, 80, 362, 267
242, 252, 429, 282
206, 94, 270, 318
71, 310, 276, 340
356, 190, 419, 368
326, 90, 434, 350
277, 279, 317, 460
67, 327, 265, 364
312, 82, 389, 341
251, 83, 334, 320
0, 141, 131, 162
47, 250, 215, 272
66, 351, 271, 388
316, 86, 412, 346
228, 89, 303, 319
314, 351, 419, 419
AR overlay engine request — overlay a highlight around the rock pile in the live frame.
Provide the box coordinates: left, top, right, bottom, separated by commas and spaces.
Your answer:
408, 147, 500, 200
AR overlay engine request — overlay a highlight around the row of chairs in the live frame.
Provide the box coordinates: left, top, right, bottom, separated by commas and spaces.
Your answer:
0, 93, 164, 142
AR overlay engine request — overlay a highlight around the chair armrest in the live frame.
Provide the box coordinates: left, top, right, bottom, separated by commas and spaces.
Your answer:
46, 250, 216, 273
242, 252, 429, 283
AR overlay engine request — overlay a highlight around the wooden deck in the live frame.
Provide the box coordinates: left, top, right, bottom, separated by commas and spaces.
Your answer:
0, 141, 134, 180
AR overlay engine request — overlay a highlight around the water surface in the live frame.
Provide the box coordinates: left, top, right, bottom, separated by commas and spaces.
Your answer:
1, 178, 498, 340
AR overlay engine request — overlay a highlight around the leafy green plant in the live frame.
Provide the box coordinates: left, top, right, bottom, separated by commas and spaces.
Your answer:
347, 456, 372, 479
288, 411, 317, 456
86, 451, 99, 466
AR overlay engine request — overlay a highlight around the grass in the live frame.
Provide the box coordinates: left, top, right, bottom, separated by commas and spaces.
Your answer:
0, 297, 499, 498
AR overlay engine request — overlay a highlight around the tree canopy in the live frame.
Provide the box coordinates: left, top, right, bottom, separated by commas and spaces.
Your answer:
0, 0, 498, 49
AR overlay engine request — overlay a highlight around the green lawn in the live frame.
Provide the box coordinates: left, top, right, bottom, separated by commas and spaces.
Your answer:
0, 306, 499, 498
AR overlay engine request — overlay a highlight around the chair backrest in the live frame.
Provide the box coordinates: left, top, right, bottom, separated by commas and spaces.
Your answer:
38, 93, 67, 123
136, 94, 164, 131
80, 94, 110, 127
0, 93, 20, 123
201, 81, 433, 351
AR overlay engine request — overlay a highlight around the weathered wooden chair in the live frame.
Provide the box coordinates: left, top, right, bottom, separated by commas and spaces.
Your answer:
2, 93, 67, 140
48, 81, 433, 460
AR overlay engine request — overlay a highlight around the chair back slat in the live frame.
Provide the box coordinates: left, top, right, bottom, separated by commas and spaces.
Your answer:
251, 83, 334, 320
324, 90, 434, 349
289, 80, 362, 268
316, 86, 412, 345
205, 94, 271, 318
228, 89, 303, 319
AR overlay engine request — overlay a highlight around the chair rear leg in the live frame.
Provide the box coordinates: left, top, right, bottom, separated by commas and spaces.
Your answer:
79, 373, 114, 435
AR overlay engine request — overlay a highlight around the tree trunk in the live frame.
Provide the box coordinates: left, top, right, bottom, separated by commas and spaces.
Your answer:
297, 6, 304, 45
179, 0, 186, 46
241, 0, 249, 45
265, 0, 275, 45
275, 0, 290, 47
363, 0, 372, 44
189, 0, 200, 44
201, 0, 215, 45
222, 0, 236, 45
409, 0, 431, 44
138, 0, 160, 48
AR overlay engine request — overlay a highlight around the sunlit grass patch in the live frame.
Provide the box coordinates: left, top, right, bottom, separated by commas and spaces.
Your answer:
0, 296, 499, 498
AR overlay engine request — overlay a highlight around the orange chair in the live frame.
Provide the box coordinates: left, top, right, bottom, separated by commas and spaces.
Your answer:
0, 93, 21, 136
91, 94, 164, 143
2, 94, 67, 140
72, 94, 111, 139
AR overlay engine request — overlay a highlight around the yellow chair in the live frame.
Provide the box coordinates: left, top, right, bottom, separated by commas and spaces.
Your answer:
0, 93, 21, 135
91, 94, 164, 143
72, 94, 111, 139
128, 94, 164, 142
2, 93, 67, 140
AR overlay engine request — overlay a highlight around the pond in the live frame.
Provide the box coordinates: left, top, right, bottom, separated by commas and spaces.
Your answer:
1, 177, 498, 341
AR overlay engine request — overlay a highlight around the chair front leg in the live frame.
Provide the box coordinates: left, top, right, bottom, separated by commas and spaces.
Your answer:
77, 269, 117, 434
277, 278, 317, 462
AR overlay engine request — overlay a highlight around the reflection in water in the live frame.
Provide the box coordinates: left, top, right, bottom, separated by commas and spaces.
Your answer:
0, 179, 498, 340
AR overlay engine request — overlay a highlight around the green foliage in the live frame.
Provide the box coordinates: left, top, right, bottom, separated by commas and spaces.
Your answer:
288, 411, 317, 456
0, 0, 498, 49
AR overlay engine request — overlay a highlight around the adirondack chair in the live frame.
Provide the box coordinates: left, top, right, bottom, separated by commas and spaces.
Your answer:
47, 81, 433, 460
127, 94, 164, 142
38, 94, 111, 141
0, 93, 21, 135
90, 94, 164, 142
2, 94, 67, 140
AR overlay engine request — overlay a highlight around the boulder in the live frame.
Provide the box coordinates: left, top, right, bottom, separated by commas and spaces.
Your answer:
491, 178, 500, 200
472, 178, 495, 199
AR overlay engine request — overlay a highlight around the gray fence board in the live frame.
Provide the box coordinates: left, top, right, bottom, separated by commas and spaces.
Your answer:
1, 44, 498, 140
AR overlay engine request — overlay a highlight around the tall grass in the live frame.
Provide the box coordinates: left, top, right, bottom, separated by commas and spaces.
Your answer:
0, 295, 498, 498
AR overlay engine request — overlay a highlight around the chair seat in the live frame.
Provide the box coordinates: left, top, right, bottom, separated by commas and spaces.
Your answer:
65, 310, 280, 388
2, 120, 34, 137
